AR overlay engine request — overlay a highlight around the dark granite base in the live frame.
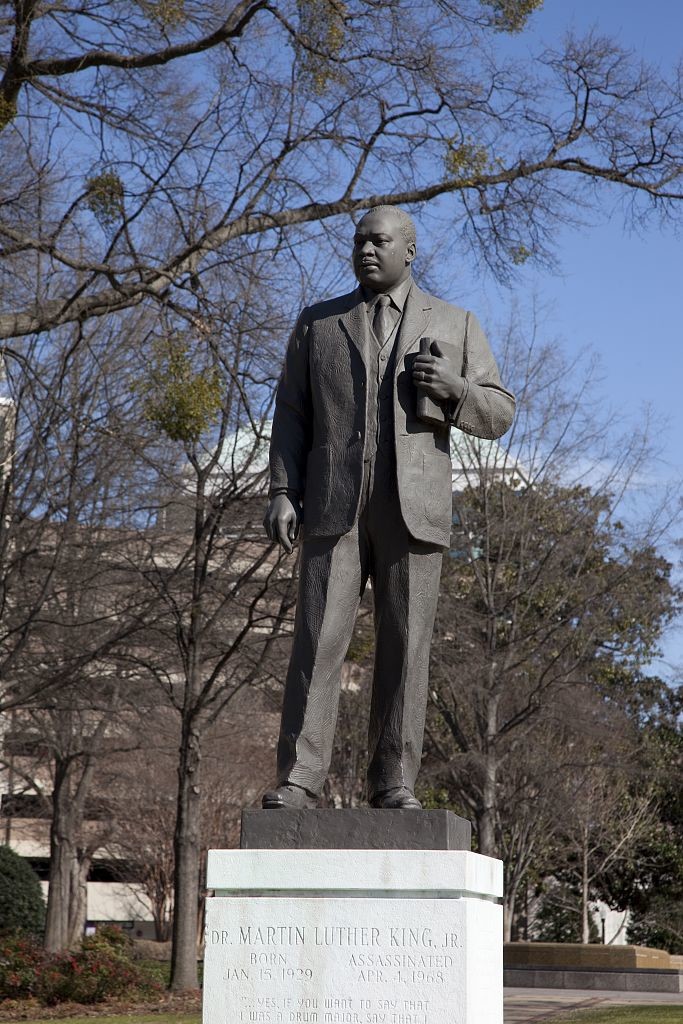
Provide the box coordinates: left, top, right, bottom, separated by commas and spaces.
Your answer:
240, 808, 471, 850
504, 966, 683, 993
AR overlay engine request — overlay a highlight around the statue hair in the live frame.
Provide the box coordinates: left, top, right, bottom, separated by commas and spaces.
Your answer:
362, 205, 417, 246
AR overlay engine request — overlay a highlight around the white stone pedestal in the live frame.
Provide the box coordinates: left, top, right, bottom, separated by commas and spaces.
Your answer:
203, 849, 503, 1024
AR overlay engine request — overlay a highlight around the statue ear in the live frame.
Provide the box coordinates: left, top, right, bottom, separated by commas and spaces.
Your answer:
406, 242, 416, 265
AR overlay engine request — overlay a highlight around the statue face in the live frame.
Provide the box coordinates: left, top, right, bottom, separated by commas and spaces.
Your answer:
352, 210, 415, 293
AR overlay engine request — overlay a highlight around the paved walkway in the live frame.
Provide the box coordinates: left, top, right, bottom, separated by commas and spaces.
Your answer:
504, 987, 683, 1023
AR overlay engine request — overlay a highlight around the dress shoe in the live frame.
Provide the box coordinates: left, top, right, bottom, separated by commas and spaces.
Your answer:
370, 787, 422, 810
262, 783, 318, 809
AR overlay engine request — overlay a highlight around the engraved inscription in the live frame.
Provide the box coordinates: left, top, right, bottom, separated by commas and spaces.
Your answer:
203, 897, 500, 1024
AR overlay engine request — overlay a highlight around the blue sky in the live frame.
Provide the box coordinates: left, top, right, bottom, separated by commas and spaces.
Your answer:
522, 2, 682, 471
459, 3, 683, 677
476, 1, 683, 478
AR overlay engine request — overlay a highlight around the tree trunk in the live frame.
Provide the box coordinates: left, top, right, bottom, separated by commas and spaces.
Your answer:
45, 758, 90, 951
581, 827, 590, 944
477, 752, 498, 858
45, 832, 75, 950
503, 826, 537, 943
67, 856, 91, 948
477, 678, 500, 859
153, 885, 173, 942
503, 890, 515, 943
170, 720, 202, 990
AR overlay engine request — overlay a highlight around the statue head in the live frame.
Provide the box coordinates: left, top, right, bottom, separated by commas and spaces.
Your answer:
353, 206, 416, 293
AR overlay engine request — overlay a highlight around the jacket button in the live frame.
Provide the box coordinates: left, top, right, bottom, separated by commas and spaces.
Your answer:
355, 430, 362, 440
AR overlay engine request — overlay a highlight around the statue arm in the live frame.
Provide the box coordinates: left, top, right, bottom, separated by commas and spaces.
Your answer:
269, 309, 312, 496
264, 492, 301, 554
448, 311, 515, 440
265, 310, 312, 551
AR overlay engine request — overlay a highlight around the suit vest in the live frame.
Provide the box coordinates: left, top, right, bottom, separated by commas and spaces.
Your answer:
364, 308, 401, 461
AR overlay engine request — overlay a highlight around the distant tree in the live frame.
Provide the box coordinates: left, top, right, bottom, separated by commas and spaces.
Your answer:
0, 213, 299, 973
424, 317, 679, 938
106, 721, 178, 943
533, 879, 599, 944
609, 691, 683, 954
38, 689, 145, 952
628, 882, 683, 955
2, 1, 683, 353
0, 320, 159, 951
118, 262, 299, 990
546, 746, 657, 944
429, 473, 674, 856
626, 815, 683, 951
0, 844, 45, 936
0, 325, 140, 718
108, 700, 277, 944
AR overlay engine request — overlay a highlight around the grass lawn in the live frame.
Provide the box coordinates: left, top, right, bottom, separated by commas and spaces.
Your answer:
548, 1008, 683, 1024
17, 1016, 200, 1024
11, 1006, 683, 1024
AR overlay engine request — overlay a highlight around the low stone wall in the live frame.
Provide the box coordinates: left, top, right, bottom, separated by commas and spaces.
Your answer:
504, 944, 683, 993
505, 942, 672, 971
504, 965, 683, 994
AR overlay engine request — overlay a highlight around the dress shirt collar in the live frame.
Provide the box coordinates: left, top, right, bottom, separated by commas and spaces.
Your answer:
362, 275, 413, 313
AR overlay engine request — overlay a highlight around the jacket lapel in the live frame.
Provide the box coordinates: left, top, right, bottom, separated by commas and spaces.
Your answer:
337, 282, 431, 368
396, 282, 431, 365
338, 287, 368, 362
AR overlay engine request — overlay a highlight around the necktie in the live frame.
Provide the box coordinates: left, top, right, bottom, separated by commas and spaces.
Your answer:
373, 293, 392, 345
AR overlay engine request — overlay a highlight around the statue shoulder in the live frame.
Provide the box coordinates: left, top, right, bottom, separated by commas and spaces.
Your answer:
415, 286, 469, 328
302, 288, 359, 323
424, 290, 468, 319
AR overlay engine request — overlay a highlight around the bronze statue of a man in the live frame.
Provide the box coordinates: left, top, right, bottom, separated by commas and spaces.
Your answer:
263, 206, 514, 809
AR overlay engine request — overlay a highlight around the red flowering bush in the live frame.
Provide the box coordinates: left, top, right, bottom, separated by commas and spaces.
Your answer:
0, 933, 46, 999
0, 926, 161, 1005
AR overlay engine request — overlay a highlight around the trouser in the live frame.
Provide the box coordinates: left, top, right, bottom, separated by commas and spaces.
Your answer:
275, 450, 444, 799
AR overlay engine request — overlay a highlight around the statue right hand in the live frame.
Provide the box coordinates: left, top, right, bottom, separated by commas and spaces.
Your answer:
263, 494, 301, 554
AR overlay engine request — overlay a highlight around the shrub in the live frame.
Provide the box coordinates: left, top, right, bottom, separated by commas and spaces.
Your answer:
0, 933, 46, 999
86, 923, 133, 954
38, 927, 161, 1006
0, 926, 162, 1005
0, 846, 45, 937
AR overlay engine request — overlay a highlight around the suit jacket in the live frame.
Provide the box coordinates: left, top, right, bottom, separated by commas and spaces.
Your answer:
269, 282, 515, 547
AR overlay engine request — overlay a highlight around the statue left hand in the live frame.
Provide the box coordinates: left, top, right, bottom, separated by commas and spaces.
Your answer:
413, 340, 465, 403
